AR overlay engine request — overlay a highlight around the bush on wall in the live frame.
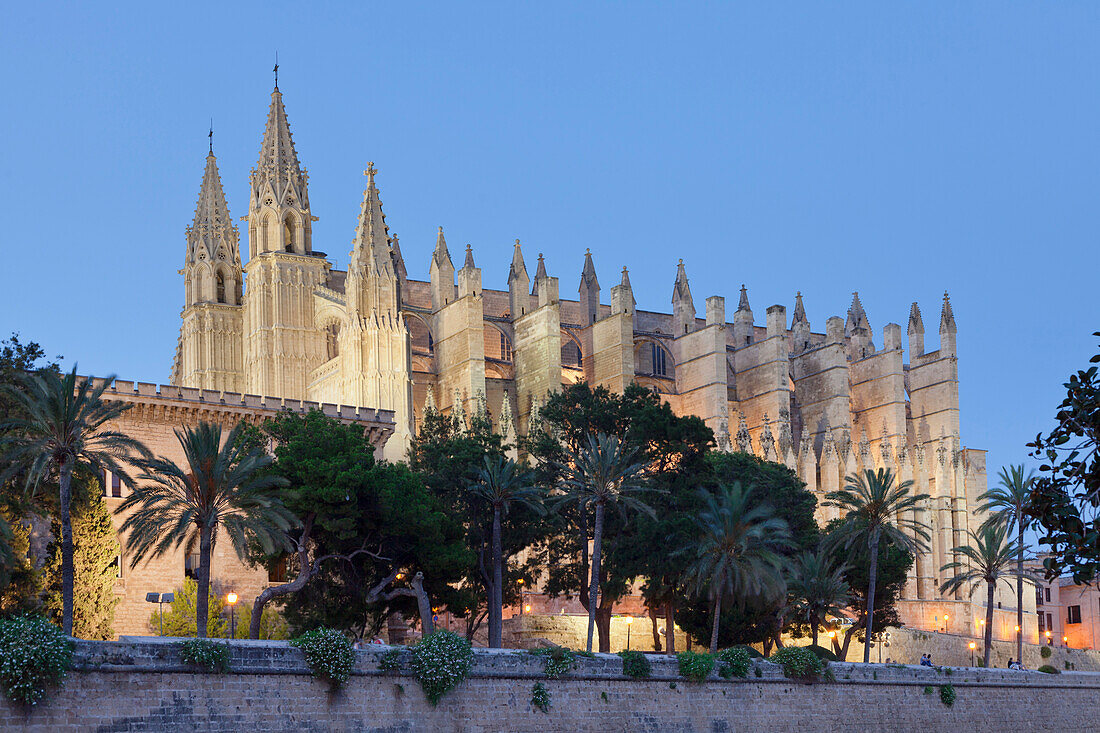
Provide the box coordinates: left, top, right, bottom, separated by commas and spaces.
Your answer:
410, 630, 473, 705
0, 615, 73, 706
292, 627, 355, 688
177, 638, 230, 674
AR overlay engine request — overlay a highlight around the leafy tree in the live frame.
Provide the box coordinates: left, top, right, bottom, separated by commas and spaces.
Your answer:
0, 510, 40, 615
980, 464, 1036, 661
1, 367, 147, 635
825, 468, 929, 663
786, 548, 850, 648
552, 432, 653, 652
681, 483, 791, 653
467, 456, 544, 648
1028, 333, 1100, 584
823, 518, 913, 661
940, 523, 1037, 668
151, 577, 227, 637
246, 410, 471, 639
118, 421, 293, 637
43, 470, 119, 639
410, 406, 540, 641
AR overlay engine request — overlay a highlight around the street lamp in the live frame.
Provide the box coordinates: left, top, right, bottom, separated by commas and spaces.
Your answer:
227, 592, 238, 639
517, 579, 525, 616
625, 616, 634, 651
969, 641, 976, 667
145, 592, 175, 636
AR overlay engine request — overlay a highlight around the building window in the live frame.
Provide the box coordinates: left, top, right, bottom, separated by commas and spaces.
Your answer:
1038, 612, 1045, 634
500, 332, 513, 362
1046, 612, 1053, 635
1036, 586, 1044, 607
184, 554, 201, 580
562, 339, 582, 367
1045, 587, 1051, 603
325, 323, 340, 360
652, 343, 668, 377
1068, 605, 1082, 624
99, 469, 108, 497
216, 272, 226, 304
111, 473, 122, 498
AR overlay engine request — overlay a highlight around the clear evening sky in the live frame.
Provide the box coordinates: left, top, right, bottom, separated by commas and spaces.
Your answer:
1, 2, 1096, 478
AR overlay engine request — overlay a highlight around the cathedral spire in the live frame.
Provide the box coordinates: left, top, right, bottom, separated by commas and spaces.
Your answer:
738, 284, 751, 312
185, 146, 241, 309
581, 249, 599, 287
531, 253, 548, 296
792, 291, 808, 325
939, 291, 956, 333
429, 226, 456, 311
463, 243, 475, 269
579, 248, 600, 326
248, 83, 312, 256
672, 259, 695, 334
254, 85, 304, 197
433, 226, 453, 268
846, 292, 870, 333
350, 162, 391, 273
508, 239, 528, 287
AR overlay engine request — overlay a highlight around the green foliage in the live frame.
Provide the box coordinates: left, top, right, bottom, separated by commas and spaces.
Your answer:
292, 627, 355, 688
804, 644, 838, 661
248, 411, 470, 638
768, 646, 827, 681
531, 681, 551, 713
529, 645, 577, 678
717, 646, 752, 679
177, 637, 230, 674
379, 648, 404, 674
410, 630, 473, 705
939, 683, 956, 707
677, 650, 715, 682
231, 602, 289, 640
43, 472, 119, 640
617, 649, 651, 679
1037, 664, 1059, 674
1028, 332, 1100, 584
1040, 645, 1052, 659
0, 509, 41, 615
151, 578, 227, 637
923, 685, 935, 694
0, 615, 72, 705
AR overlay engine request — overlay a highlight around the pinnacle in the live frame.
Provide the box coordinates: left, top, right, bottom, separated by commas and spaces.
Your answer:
508, 238, 528, 286
908, 302, 924, 333
581, 248, 598, 286
672, 259, 692, 304
620, 266, 632, 290
846, 291, 869, 332
190, 150, 236, 246
738, 284, 751, 312
940, 291, 956, 332
464, 243, 475, 269
255, 85, 303, 191
534, 253, 548, 281
351, 164, 390, 270
792, 291, 808, 325
433, 226, 453, 268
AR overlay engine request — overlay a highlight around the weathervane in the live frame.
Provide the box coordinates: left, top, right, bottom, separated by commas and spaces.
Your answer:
208, 119, 213, 154
273, 52, 279, 88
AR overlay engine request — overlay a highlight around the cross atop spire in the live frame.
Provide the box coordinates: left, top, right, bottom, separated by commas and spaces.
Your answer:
208, 120, 213, 154
940, 291, 956, 333
273, 52, 279, 89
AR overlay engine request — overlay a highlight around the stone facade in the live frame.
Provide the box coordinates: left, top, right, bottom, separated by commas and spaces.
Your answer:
88, 378, 393, 637
3, 639, 1098, 732
169, 81, 1014, 636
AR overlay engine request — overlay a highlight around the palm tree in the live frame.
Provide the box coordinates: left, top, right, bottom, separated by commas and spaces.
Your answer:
787, 548, 851, 648
682, 483, 792, 653
979, 464, 1035, 662
826, 468, 929, 664
1, 367, 148, 635
468, 455, 545, 648
940, 522, 1038, 668
553, 432, 652, 653
117, 421, 294, 637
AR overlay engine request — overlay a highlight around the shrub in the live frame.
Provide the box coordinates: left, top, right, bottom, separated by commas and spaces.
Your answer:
768, 646, 827, 682
804, 644, 838, 662
178, 638, 230, 674
531, 681, 551, 713
0, 615, 73, 705
677, 651, 715, 682
1038, 664, 1060, 674
529, 645, 576, 679
378, 648, 404, 674
618, 650, 651, 679
923, 685, 935, 695
717, 647, 752, 679
410, 630, 473, 705
292, 628, 355, 688
939, 683, 956, 707
1040, 645, 1052, 659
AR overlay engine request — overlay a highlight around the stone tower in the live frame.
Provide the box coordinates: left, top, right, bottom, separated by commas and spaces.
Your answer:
339, 164, 414, 456
172, 143, 244, 391
241, 83, 329, 400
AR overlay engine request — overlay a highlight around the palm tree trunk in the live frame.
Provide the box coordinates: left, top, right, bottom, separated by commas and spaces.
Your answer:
489, 504, 503, 648
59, 459, 74, 637
984, 579, 994, 668
1017, 515, 1025, 663
196, 523, 213, 638
811, 614, 819, 649
665, 598, 676, 654
586, 502, 605, 653
709, 593, 722, 654
864, 532, 880, 664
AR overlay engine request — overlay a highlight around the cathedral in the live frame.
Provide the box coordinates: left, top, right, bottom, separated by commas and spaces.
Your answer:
169, 81, 1027, 637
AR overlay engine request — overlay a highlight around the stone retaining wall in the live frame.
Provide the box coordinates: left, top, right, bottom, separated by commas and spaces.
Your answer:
1, 639, 1096, 732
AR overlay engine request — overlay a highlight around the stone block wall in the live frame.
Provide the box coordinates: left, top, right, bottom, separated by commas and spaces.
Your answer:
3, 639, 1099, 732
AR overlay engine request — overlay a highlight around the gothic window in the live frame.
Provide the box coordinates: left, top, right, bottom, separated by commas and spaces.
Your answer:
652, 343, 668, 377
562, 338, 582, 367
284, 216, 295, 253
216, 272, 226, 304
325, 323, 340, 360
428, 332, 434, 354
500, 332, 513, 362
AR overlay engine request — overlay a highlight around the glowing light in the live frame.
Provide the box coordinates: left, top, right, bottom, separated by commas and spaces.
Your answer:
226, 592, 238, 605
1015, 625, 1021, 632
517, 579, 524, 586
1045, 631, 1052, 638
1063, 637, 1068, 643
968, 642, 976, 650
944, 614, 949, 621
524, 604, 531, 613
978, 619, 985, 626
827, 631, 836, 639
624, 616, 634, 625
396, 573, 404, 580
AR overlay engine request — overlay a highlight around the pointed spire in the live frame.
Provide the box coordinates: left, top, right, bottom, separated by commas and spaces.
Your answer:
792, 291, 808, 325
451, 389, 467, 434
433, 226, 453, 268
908, 302, 924, 333
581, 248, 598, 286
846, 292, 870, 333
350, 162, 391, 271
508, 239, 528, 286
738, 284, 751, 312
463, 243, 475, 269
499, 390, 516, 443
939, 291, 956, 333
187, 147, 239, 269
760, 414, 776, 461
735, 412, 753, 454
254, 84, 303, 194
531, 253, 548, 296
620, 266, 632, 290
672, 259, 693, 304
390, 233, 408, 282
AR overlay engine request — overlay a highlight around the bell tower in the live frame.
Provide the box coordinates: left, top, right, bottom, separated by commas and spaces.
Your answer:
241, 80, 329, 399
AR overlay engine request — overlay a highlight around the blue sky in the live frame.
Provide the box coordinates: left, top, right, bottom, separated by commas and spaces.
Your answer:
0, 2, 1096, 477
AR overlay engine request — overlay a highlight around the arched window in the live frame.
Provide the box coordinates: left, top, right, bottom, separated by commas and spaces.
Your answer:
651, 343, 668, 377
500, 332, 513, 362
284, 216, 295, 253
215, 272, 226, 304
562, 338, 582, 367
325, 323, 340, 360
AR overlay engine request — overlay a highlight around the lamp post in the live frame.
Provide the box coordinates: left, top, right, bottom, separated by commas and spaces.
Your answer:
969, 641, 976, 667
625, 616, 634, 651
517, 579, 524, 617
227, 592, 238, 639
145, 592, 174, 636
